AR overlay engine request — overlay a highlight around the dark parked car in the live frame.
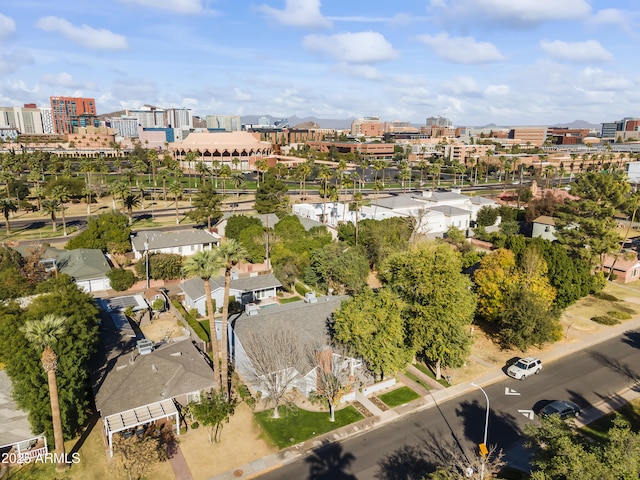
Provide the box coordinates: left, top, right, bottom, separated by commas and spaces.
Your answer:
539, 400, 581, 420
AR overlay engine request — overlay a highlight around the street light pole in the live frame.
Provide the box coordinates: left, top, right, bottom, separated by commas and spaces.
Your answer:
471, 382, 489, 480
144, 235, 150, 290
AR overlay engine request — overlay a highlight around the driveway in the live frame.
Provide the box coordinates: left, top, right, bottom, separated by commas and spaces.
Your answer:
0, 371, 33, 446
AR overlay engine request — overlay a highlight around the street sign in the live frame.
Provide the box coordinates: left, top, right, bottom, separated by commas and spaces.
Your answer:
479, 443, 488, 456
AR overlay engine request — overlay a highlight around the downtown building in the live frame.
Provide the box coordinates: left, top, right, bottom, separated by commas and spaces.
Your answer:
50, 96, 98, 134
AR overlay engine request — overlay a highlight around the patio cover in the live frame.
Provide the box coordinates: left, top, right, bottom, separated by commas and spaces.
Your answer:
104, 399, 179, 456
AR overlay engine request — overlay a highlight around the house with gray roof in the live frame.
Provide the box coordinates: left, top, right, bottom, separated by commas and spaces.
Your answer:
230, 295, 356, 398
180, 272, 283, 317
130, 228, 221, 260
93, 338, 214, 456
14, 246, 112, 292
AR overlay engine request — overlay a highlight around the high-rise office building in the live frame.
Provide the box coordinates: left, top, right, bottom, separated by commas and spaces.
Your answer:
206, 115, 241, 132
50, 96, 98, 134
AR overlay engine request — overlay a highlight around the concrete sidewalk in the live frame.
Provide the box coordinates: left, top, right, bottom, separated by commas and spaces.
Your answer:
210, 317, 640, 480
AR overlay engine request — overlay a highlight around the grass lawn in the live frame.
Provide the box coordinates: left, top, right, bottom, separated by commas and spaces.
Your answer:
403, 370, 432, 391
279, 296, 302, 304
377, 386, 420, 408
413, 362, 450, 387
254, 405, 363, 449
581, 398, 640, 441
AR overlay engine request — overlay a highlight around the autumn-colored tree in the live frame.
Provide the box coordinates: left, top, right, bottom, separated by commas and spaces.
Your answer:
473, 248, 517, 322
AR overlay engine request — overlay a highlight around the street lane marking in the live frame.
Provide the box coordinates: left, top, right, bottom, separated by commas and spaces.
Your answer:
518, 409, 535, 420
505, 387, 521, 396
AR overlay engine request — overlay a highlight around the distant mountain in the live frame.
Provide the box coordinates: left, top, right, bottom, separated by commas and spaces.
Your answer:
550, 120, 600, 130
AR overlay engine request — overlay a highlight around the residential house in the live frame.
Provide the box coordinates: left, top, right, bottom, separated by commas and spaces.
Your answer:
292, 189, 499, 238
230, 295, 361, 398
180, 273, 283, 317
130, 229, 221, 260
92, 335, 214, 456
601, 254, 640, 284
14, 246, 112, 292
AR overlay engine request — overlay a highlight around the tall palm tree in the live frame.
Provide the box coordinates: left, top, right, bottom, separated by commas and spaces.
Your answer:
317, 165, 333, 224
122, 193, 141, 225
216, 239, 248, 397
42, 199, 60, 233
49, 186, 70, 236
21, 314, 68, 471
0, 198, 18, 234
168, 180, 183, 225
183, 250, 223, 390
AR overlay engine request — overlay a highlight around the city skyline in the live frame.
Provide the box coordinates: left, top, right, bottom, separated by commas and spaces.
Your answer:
1, 0, 639, 127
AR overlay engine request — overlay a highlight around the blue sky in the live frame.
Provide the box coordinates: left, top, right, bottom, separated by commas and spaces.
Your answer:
1, 0, 639, 126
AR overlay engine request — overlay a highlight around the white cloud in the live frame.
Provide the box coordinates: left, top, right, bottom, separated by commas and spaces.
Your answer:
0, 50, 34, 74
233, 88, 252, 101
417, 33, 505, 64
35, 17, 128, 50
579, 67, 632, 91
485, 84, 510, 97
540, 39, 613, 63
303, 31, 398, 63
588, 9, 636, 35
441, 76, 482, 96
430, 0, 591, 25
41, 72, 95, 90
259, 0, 331, 28
335, 63, 382, 80
0, 13, 16, 40
115, 0, 204, 14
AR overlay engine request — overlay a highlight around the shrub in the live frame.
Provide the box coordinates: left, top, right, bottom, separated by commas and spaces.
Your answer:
593, 292, 619, 302
171, 300, 209, 342
107, 268, 137, 291
295, 282, 309, 296
190, 422, 199, 429
607, 310, 632, 320
152, 298, 165, 312
591, 315, 620, 325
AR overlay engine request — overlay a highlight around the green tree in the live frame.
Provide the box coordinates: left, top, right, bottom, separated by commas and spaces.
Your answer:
66, 212, 131, 253
475, 206, 499, 227
134, 253, 184, 281
0, 277, 100, 443
191, 390, 237, 443
305, 243, 370, 295
525, 415, 640, 480
168, 180, 183, 225
358, 218, 413, 269
254, 174, 289, 268
21, 314, 68, 471
187, 183, 223, 230
379, 242, 477, 379
332, 288, 412, 381
556, 172, 629, 269
122, 193, 140, 225
225, 215, 263, 241
107, 268, 137, 291
183, 250, 224, 390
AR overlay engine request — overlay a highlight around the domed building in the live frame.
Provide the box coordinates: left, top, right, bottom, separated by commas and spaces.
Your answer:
171, 131, 273, 172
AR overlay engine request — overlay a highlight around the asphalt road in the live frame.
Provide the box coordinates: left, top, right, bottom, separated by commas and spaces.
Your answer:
257, 329, 640, 480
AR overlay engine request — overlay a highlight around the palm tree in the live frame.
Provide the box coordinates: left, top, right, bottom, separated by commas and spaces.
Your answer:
318, 165, 333, 224
230, 172, 246, 198
49, 186, 71, 236
0, 198, 18, 234
352, 191, 363, 245
216, 239, 248, 396
168, 180, 183, 225
122, 193, 141, 225
42, 199, 60, 233
183, 251, 223, 390
21, 314, 68, 471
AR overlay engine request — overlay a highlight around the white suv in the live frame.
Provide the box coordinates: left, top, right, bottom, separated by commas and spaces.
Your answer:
507, 356, 542, 380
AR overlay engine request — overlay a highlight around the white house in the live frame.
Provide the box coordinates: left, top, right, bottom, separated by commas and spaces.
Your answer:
180, 273, 282, 317
130, 229, 221, 260
230, 295, 362, 398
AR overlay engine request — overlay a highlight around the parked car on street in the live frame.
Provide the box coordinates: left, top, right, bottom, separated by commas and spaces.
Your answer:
539, 400, 581, 420
506, 356, 542, 380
